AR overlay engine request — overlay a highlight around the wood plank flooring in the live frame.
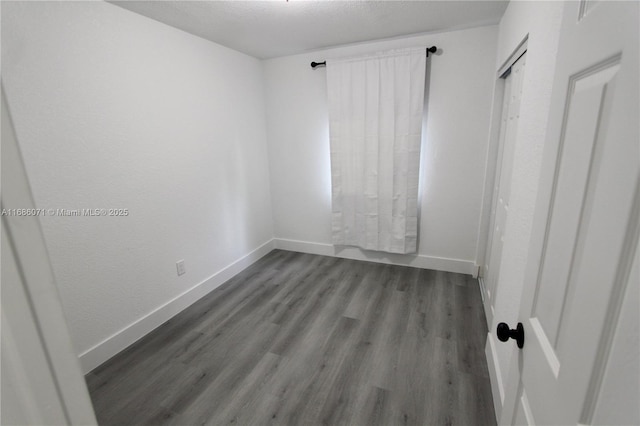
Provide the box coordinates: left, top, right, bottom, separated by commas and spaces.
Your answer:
86, 250, 496, 425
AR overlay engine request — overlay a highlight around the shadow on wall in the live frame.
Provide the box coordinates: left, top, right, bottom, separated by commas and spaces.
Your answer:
417, 52, 437, 253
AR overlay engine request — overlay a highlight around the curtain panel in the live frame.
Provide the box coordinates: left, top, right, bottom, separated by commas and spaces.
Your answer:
326, 47, 426, 254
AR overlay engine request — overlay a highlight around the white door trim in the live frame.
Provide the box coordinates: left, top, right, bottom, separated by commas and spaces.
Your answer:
475, 37, 528, 292
1, 82, 97, 424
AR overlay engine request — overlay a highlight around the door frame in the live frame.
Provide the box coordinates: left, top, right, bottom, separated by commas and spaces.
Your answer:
476, 38, 528, 327
1, 82, 97, 424
474, 37, 530, 419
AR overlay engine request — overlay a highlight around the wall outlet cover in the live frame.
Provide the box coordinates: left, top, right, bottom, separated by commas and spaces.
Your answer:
176, 260, 186, 276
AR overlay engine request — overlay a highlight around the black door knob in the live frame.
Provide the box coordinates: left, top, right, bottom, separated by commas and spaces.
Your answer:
497, 322, 524, 348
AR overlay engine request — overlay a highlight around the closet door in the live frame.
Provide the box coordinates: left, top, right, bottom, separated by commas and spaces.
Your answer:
484, 53, 527, 312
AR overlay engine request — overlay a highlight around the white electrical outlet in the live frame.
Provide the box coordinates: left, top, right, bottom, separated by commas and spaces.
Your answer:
176, 260, 186, 276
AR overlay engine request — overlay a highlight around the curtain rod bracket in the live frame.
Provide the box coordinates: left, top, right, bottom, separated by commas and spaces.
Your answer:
311, 46, 437, 69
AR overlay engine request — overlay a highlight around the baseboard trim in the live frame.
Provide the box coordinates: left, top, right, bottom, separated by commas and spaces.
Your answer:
486, 333, 505, 421
78, 239, 276, 374
273, 238, 476, 275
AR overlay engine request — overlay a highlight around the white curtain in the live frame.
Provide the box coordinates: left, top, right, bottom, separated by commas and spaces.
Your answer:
327, 47, 426, 254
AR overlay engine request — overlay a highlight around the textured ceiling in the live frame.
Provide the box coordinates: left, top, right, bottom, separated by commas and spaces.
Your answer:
109, 1, 508, 59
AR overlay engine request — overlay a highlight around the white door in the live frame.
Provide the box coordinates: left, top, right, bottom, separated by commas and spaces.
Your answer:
484, 53, 526, 313
1, 84, 97, 424
499, 2, 639, 424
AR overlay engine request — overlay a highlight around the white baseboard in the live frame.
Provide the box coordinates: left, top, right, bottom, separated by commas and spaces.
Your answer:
79, 239, 276, 374
486, 333, 505, 421
273, 238, 477, 275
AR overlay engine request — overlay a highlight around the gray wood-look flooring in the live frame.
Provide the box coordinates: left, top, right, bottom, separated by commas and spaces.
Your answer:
86, 250, 495, 426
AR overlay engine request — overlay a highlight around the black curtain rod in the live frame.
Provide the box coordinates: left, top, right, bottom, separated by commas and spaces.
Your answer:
311, 46, 437, 69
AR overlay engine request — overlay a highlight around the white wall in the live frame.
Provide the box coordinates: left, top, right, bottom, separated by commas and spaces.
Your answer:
482, 0, 565, 416
264, 25, 498, 275
1, 1, 274, 373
